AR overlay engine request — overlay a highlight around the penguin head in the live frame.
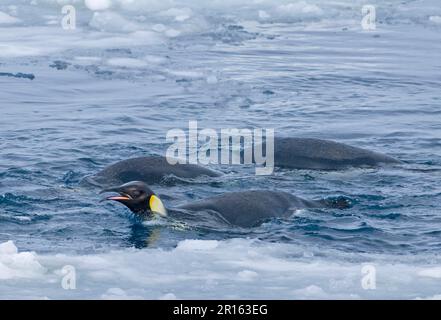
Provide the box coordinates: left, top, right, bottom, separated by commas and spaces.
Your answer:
100, 181, 167, 217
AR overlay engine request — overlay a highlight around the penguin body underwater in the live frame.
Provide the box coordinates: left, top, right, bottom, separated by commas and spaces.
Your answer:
100, 181, 348, 228
177, 190, 331, 227
267, 137, 401, 170
94, 138, 397, 227
87, 155, 221, 187
88, 138, 400, 188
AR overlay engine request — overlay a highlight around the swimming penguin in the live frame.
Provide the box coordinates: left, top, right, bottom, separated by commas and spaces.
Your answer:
100, 181, 349, 227
100, 181, 168, 217
87, 137, 399, 188
87, 155, 221, 187
258, 137, 401, 170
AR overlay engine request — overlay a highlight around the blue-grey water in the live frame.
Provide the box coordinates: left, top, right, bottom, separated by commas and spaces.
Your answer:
0, 0, 441, 299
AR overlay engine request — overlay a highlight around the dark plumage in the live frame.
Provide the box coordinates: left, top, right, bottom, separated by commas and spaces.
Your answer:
178, 190, 324, 227
87, 155, 221, 186
101, 182, 350, 228
270, 137, 401, 170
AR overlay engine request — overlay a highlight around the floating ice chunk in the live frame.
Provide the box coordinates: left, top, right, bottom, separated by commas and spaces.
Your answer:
0, 240, 17, 255
85, 0, 112, 11
0, 263, 13, 280
292, 285, 326, 298
101, 287, 142, 300
165, 28, 181, 38
176, 239, 219, 251
417, 294, 441, 300
418, 267, 441, 279
115, 0, 172, 12
0, 241, 45, 280
167, 69, 205, 78
429, 16, 441, 24
1, 239, 441, 299
276, 2, 323, 18
107, 58, 148, 68
237, 270, 258, 281
258, 10, 271, 20
0, 44, 45, 58
159, 293, 177, 300
89, 11, 140, 32
10, 252, 40, 270
152, 24, 167, 32
74, 56, 102, 64
0, 11, 20, 24
175, 15, 190, 22
160, 7, 193, 22
144, 55, 167, 65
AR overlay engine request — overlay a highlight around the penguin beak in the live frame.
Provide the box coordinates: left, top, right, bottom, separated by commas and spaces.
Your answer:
105, 195, 131, 201
99, 187, 133, 202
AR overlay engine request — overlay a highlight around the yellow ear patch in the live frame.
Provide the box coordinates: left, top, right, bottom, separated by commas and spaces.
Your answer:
149, 195, 167, 217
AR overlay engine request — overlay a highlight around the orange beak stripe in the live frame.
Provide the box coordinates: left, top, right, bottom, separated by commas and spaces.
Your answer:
106, 196, 130, 201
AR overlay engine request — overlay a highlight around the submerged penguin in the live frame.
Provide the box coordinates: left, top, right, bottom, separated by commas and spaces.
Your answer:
86, 155, 221, 187
87, 138, 400, 188
270, 137, 400, 170
100, 181, 349, 227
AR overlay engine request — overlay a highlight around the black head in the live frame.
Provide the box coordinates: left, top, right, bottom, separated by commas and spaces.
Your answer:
100, 181, 167, 216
